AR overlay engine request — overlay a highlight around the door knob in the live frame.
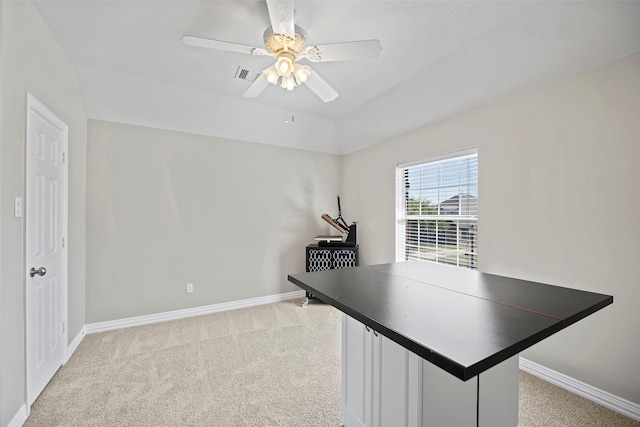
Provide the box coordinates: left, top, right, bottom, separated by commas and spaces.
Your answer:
30, 267, 46, 278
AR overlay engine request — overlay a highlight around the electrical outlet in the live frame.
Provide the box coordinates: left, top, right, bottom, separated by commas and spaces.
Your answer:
14, 197, 23, 217
186, 283, 193, 294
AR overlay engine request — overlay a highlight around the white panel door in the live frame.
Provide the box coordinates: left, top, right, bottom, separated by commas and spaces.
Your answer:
26, 94, 68, 406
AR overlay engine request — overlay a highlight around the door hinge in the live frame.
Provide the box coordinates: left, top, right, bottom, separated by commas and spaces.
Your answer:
62, 152, 66, 163
62, 322, 66, 334
62, 236, 65, 249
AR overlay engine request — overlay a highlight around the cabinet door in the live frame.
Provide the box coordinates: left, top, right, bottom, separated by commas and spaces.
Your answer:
342, 314, 518, 427
307, 248, 333, 272
343, 315, 421, 427
374, 333, 422, 427
333, 248, 358, 269
342, 314, 374, 427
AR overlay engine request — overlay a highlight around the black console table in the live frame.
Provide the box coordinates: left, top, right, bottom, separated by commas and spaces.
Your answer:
306, 244, 359, 271
304, 244, 358, 305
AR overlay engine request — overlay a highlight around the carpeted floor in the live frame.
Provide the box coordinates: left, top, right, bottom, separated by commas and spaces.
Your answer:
25, 299, 638, 426
518, 370, 638, 427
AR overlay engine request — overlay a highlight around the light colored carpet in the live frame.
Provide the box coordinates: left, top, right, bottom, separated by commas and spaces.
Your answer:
518, 370, 638, 427
27, 299, 342, 426
25, 299, 638, 426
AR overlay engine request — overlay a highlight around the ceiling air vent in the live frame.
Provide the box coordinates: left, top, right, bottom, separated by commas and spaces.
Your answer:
234, 67, 259, 82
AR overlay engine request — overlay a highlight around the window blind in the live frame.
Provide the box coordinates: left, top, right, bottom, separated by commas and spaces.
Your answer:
396, 150, 478, 269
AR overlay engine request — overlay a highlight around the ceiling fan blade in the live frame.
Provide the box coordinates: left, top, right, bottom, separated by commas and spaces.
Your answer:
182, 35, 268, 56
304, 69, 339, 103
304, 39, 383, 62
243, 72, 271, 98
266, 0, 295, 38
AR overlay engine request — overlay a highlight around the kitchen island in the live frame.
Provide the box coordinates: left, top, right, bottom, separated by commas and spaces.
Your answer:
288, 261, 613, 427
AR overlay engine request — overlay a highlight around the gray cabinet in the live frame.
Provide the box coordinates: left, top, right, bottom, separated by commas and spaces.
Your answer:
341, 314, 519, 427
342, 314, 422, 427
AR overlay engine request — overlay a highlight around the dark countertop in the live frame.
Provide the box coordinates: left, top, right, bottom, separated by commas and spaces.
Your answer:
288, 261, 613, 381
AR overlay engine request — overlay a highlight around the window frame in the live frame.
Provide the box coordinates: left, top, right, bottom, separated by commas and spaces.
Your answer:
395, 148, 478, 269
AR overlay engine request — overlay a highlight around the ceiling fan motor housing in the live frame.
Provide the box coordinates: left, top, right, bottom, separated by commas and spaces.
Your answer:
263, 25, 308, 57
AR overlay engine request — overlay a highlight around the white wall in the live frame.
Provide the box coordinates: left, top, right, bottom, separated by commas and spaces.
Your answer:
0, 2, 87, 425
86, 120, 341, 323
342, 52, 640, 404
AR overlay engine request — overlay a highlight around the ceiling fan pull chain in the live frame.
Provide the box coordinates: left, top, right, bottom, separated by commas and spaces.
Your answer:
284, 90, 295, 124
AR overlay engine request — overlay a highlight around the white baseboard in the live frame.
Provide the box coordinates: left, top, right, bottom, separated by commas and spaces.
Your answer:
7, 404, 28, 427
8, 331, 86, 427
85, 290, 306, 334
65, 326, 86, 363
519, 357, 640, 421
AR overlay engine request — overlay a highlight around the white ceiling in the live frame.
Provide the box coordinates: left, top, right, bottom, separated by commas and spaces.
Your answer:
33, 1, 640, 155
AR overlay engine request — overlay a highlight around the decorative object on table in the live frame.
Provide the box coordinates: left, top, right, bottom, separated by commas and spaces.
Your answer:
302, 195, 359, 307
319, 195, 357, 247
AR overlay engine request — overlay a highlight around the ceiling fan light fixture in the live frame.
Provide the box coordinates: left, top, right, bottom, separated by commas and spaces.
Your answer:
286, 75, 296, 91
293, 64, 310, 84
184, 0, 383, 103
276, 56, 294, 76
279, 74, 296, 90
265, 66, 278, 84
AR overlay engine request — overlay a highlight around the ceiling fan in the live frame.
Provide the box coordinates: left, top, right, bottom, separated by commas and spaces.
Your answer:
182, 0, 382, 102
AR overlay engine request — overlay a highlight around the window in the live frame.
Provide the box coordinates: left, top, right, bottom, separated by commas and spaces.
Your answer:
396, 149, 478, 269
